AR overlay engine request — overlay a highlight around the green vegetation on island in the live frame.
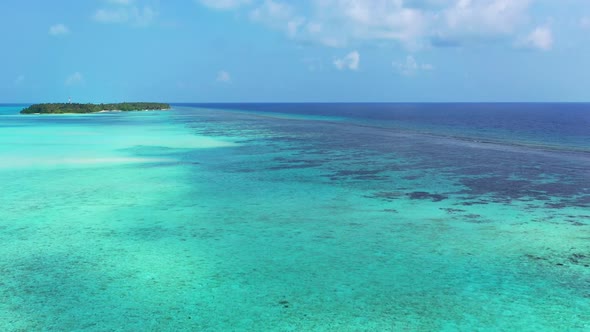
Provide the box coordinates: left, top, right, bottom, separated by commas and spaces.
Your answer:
20, 102, 171, 114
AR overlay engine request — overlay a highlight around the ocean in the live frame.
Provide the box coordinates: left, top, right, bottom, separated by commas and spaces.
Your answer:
0, 103, 589, 331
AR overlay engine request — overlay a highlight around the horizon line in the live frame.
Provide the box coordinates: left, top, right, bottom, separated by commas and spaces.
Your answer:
2, 101, 590, 105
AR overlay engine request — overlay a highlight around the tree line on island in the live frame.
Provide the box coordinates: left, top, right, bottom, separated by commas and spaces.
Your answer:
20, 102, 171, 114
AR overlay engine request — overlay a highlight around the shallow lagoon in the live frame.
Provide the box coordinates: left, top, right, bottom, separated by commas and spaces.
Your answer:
1, 104, 589, 331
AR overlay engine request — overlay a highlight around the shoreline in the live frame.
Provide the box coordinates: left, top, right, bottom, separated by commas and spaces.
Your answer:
25, 108, 170, 115
20, 102, 171, 115
97, 108, 169, 113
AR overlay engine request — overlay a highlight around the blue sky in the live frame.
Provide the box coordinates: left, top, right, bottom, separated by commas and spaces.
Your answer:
2, 0, 590, 102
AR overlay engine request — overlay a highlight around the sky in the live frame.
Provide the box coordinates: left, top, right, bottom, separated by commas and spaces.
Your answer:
1, 0, 590, 103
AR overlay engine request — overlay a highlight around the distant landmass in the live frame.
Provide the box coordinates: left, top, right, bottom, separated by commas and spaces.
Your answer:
20, 102, 171, 114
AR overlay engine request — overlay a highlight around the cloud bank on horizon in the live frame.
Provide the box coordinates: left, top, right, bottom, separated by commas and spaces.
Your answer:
1, 0, 589, 102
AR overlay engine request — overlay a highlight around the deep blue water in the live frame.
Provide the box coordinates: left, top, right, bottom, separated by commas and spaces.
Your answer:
177, 103, 590, 151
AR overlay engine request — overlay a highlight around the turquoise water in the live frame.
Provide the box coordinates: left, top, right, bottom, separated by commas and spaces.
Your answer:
1, 104, 589, 331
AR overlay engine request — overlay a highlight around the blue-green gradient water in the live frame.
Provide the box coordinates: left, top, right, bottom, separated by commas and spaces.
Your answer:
1, 103, 589, 331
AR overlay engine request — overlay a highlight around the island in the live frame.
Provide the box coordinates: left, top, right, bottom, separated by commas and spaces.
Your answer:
20, 102, 171, 114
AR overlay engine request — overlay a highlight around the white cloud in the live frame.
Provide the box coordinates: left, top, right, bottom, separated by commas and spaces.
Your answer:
334, 51, 360, 71
313, 0, 428, 47
93, 5, 157, 26
49, 24, 70, 36
216, 70, 231, 83
199, 0, 251, 10
250, 0, 305, 38
249, 1, 342, 46
14, 75, 25, 85
65, 72, 84, 86
443, 0, 532, 36
202, 0, 537, 49
393, 55, 434, 75
518, 26, 553, 51
317, 0, 532, 47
